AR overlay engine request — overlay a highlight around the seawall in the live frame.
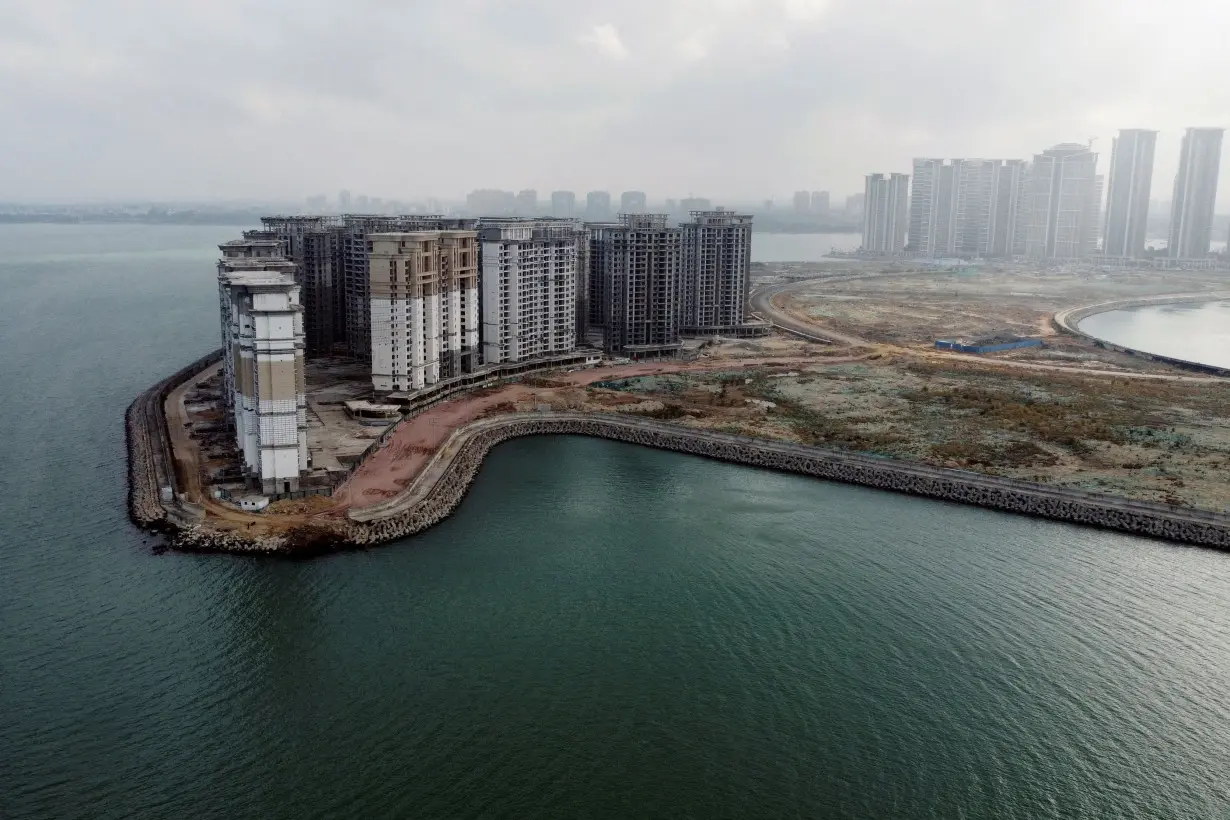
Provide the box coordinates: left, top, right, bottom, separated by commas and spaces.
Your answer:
126, 350, 223, 530
1054, 293, 1230, 376
343, 413, 1230, 551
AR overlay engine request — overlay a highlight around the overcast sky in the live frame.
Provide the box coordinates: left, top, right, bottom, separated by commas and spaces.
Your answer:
3, 0, 1230, 204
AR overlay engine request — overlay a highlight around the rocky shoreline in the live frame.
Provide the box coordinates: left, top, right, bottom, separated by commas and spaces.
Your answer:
129, 368, 1230, 556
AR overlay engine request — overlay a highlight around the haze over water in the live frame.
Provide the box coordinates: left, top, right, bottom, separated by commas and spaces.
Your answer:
2, 225, 1230, 818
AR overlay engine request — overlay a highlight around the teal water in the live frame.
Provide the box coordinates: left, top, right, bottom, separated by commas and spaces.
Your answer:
1079, 301, 1230, 370
2, 224, 1230, 819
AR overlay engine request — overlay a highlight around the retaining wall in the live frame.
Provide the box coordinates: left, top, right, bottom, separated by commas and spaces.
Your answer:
344, 413, 1230, 550
126, 349, 223, 528
1054, 293, 1230, 376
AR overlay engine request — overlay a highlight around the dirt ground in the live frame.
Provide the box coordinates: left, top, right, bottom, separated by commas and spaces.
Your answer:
780, 265, 1228, 357
589, 356, 1230, 513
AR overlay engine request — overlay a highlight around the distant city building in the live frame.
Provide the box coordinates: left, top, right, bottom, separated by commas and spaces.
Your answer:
367, 231, 480, 393
665, 199, 678, 213
216, 238, 308, 495
845, 193, 865, 216
551, 190, 576, 218
793, 190, 811, 215
590, 214, 683, 357
1168, 127, 1224, 258
1022, 143, 1101, 259
763, 199, 773, 212
680, 197, 711, 213
862, 173, 909, 253
515, 189, 538, 215
586, 190, 612, 221
478, 220, 578, 364
620, 191, 647, 214
338, 190, 352, 212
466, 189, 517, 216
810, 191, 830, 214
1102, 129, 1157, 258
679, 209, 754, 333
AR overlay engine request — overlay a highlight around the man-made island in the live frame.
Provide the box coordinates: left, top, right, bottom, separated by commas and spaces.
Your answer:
127, 232, 1230, 554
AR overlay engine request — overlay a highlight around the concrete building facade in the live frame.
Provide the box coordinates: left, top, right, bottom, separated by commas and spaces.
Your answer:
1103, 129, 1157, 258
367, 231, 480, 393
478, 220, 579, 365
1023, 143, 1101, 260
679, 209, 754, 333
260, 216, 342, 357
592, 214, 683, 357
862, 173, 909, 253
1168, 127, 1224, 258
217, 239, 309, 495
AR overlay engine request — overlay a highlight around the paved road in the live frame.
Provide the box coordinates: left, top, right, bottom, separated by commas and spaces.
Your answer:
749, 281, 870, 346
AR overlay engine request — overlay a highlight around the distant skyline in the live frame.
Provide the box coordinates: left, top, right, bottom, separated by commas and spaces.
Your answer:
4, 0, 1230, 205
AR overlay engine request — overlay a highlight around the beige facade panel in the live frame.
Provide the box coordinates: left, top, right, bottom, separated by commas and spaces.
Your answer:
257, 358, 298, 401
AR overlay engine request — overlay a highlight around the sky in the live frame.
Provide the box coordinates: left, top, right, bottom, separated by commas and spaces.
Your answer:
3, 0, 1230, 204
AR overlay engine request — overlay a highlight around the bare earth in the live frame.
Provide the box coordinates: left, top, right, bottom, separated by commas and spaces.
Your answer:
165, 264, 1230, 539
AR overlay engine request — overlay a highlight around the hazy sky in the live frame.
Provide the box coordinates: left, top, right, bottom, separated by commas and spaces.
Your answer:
4, 0, 1230, 203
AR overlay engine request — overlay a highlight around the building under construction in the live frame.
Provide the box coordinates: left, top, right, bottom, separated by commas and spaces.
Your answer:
216, 238, 309, 495
367, 230, 480, 393
591, 214, 683, 358
260, 216, 342, 357
678, 209, 756, 335
478, 219, 581, 364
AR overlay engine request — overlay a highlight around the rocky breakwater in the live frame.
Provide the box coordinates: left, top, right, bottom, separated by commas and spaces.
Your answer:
125, 350, 222, 530
346, 412, 1230, 550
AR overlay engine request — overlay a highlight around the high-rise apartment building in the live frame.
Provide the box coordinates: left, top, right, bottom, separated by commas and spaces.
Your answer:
620, 191, 647, 214
478, 220, 579, 364
1103, 129, 1157, 258
679, 209, 753, 333
586, 191, 612, 221
466, 189, 517, 215
260, 216, 341, 357
515, 189, 538, 215
1168, 127, 1224, 258
862, 173, 909, 253
911, 159, 1028, 257
680, 197, 711, 213
811, 191, 830, 214
367, 231, 479, 393
551, 190, 576, 218
216, 238, 309, 495
793, 190, 811, 215
591, 214, 683, 357
1023, 143, 1101, 259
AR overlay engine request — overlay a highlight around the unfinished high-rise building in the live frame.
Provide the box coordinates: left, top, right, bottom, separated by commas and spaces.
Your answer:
367, 231, 480, 393
216, 238, 309, 495
478, 220, 579, 364
1168, 127, 1224, 258
260, 216, 342, 357
1023, 143, 1101, 259
862, 173, 910, 253
1103, 129, 1157, 258
590, 214, 683, 357
678, 209, 754, 334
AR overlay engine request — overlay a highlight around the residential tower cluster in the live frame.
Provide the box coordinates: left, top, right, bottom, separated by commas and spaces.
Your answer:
214, 210, 762, 494
861, 128, 1226, 262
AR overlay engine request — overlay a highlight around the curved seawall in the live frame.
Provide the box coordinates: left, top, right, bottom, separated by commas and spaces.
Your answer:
126, 350, 222, 529
1054, 293, 1230, 376
344, 413, 1230, 550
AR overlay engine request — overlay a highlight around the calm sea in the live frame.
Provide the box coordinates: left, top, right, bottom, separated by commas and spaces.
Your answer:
1079, 301, 1230, 370
2, 224, 1229, 819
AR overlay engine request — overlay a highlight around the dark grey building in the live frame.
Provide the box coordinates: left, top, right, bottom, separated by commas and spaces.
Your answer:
679, 209, 754, 333
590, 214, 682, 357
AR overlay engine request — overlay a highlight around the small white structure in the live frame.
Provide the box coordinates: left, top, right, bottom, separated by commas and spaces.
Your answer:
237, 495, 270, 513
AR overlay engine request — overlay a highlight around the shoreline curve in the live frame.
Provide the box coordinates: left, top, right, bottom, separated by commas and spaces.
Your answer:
1053, 293, 1230, 376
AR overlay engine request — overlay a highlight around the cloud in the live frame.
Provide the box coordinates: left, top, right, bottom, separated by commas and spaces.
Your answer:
1, 0, 1229, 205
579, 23, 628, 61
